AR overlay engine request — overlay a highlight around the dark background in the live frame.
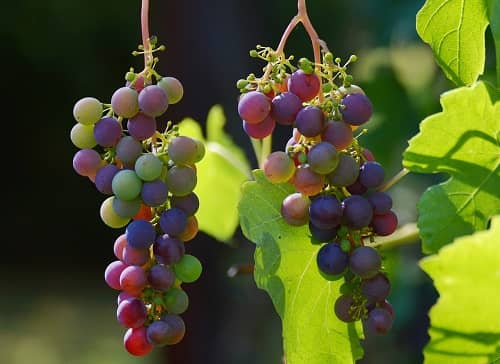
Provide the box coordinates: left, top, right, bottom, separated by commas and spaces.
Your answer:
2, 0, 496, 363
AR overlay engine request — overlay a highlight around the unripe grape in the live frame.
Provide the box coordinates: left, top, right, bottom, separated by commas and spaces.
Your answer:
111, 87, 139, 118
263, 151, 295, 183
281, 192, 310, 226
73, 97, 103, 125
158, 76, 184, 104
70, 123, 97, 149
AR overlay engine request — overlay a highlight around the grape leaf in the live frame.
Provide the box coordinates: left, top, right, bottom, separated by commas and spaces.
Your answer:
487, 0, 500, 86
416, 0, 489, 86
403, 81, 500, 253
420, 215, 500, 364
238, 170, 364, 364
178, 105, 251, 242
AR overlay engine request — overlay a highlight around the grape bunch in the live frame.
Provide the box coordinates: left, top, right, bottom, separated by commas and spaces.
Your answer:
237, 48, 397, 335
70, 38, 204, 356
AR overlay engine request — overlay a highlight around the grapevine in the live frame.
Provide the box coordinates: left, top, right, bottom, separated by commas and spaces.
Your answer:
70, 0, 204, 356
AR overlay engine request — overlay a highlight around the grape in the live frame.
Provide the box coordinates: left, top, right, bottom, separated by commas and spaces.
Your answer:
371, 211, 398, 236
146, 320, 171, 347
290, 166, 325, 196
116, 136, 143, 165
164, 288, 189, 314
307, 142, 339, 175
149, 315, 185, 346
346, 180, 368, 195
100, 196, 131, 228
168, 136, 204, 165
362, 148, 375, 161
170, 193, 199, 216
120, 266, 147, 295
112, 170, 143, 201
148, 264, 175, 291
263, 151, 296, 183
327, 154, 359, 187
160, 208, 188, 237
340, 93, 373, 125
112, 197, 141, 218
309, 221, 338, 243
126, 75, 145, 92
280, 192, 310, 226
93, 117, 122, 147
123, 245, 151, 266
114, 234, 127, 260
141, 180, 168, 207
338, 84, 365, 96
124, 327, 153, 356
270, 92, 302, 125
349, 246, 381, 278
127, 112, 157, 141
72, 149, 102, 177
118, 291, 137, 306
359, 161, 384, 189
295, 106, 325, 137
322, 121, 353, 151
117, 298, 147, 328
73, 97, 103, 125
361, 273, 390, 303
309, 195, 342, 229
367, 192, 392, 214
237, 91, 271, 124
70, 123, 97, 149
154, 234, 185, 265
111, 87, 139, 118
157, 76, 184, 104
378, 300, 394, 318
364, 307, 393, 335
334, 295, 356, 322
316, 242, 348, 276
165, 165, 197, 196
287, 70, 320, 102
105, 260, 127, 290
174, 254, 202, 283
138, 85, 168, 117
177, 216, 199, 242
243, 115, 275, 139
135, 154, 163, 181
95, 164, 120, 195
341, 195, 373, 229
133, 203, 153, 221
126, 220, 156, 249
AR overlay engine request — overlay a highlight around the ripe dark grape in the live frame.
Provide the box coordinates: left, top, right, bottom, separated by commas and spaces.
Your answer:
166, 165, 197, 196
327, 154, 359, 187
361, 273, 390, 303
309, 221, 338, 243
307, 142, 339, 175
322, 121, 353, 151
334, 295, 356, 322
288, 70, 320, 102
95, 164, 120, 195
371, 211, 398, 236
364, 307, 393, 335
349, 246, 381, 278
148, 264, 175, 291
243, 115, 276, 139
138, 84, 168, 117
94, 117, 122, 147
154, 235, 185, 265
359, 161, 385, 189
379, 300, 395, 318
170, 193, 199, 216
238, 91, 271, 124
156, 314, 186, 345
127, 112, 157, 141
346, 180, 368, 195
367, 192, 392, 214
309, 195, 342, 229
281, 192, 310, 226
295, 106, 325, 137
117, 298, 147, 328
316, 242, 348, 276
116, 136, 143, 165
141, 180, 168, 207
124, 327, 153, 356
160, 208, 188, 237
271, 92, 302, 125
122, 245, 150, 266
340, 93, 373, 125
126, 220, 156, 249
341, 195, 373, 229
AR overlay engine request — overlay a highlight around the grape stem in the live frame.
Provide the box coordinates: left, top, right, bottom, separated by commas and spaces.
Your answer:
141, 0, 152, 68
378, 168, 410, 192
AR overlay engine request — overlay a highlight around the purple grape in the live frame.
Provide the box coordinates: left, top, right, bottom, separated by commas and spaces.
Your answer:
367, 192, 392, 214
361, 273, 390, 303
307, 142, 339, 175
148, 264, 175, 291
371, 211, 398, 236
73, 149, 102, 177
123, 245, 151, 266
117, 298, 147, 328
340, 93, 373, 125
322, 121, 353, 151
341, 195, 373, 229
170, 193, 199, 216
237, 91, 271, 124
349, 246, 381, 278
316, 242, 348, 276
287, 70, 320, 102
138, 85, 168, 117
280, 192, 310, 226
364, 307, 393, 335
309, 195, 342, 229
243, 115, 275, 139
159, 208, 188, 237
95, 164, 120, 194
104, 260, 127, 290
295, 106, 325, 137
111, 87, 139, 118
346, 179, 368, 195
112, 197, 141, 218
147, 315, 185, 346
168, 136, 203, 166
153, 234, 185, 265
308, 221, 338, 243
119, 266, 147, 295
379, 300, 395, 318
359, 161, 385, 189
117, 291, 136, 306
270, 92, 302, 125
124, 327, 153, 356
116, 136, 143, 165
334, 295, 356, 322
327, 154, 359, 187
93, 117, 122, 147
141, 180, 168, 207
127, 112, 157, 141
166, 165, 197, 196
126, 220, 156, 249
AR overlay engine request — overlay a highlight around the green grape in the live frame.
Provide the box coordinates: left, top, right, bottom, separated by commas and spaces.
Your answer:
173, 255, 202, 283
157, 77, 184, 104
164, 288, 189, 314
112, 170, 143, 201
135, 154, 163, 181
73, 97, 103, 125
70, 123, 97, 149
100, 196, 131, 228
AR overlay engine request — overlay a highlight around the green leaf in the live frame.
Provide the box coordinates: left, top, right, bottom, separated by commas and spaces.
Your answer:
416, 0, 489, 86
487, 0, 500, 86
178, 105, 251, 242
420, 215, 500, 364
238, 170, 363, 364
403, 81, 500, 253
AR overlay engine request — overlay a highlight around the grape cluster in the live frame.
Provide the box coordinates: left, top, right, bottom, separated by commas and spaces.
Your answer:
237, 49, 397, 335
70, 39, 204, 356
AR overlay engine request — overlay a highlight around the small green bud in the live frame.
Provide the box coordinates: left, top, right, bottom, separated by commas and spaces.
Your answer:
324, 52, 334, 63
349, 54, 358, 62
247, 73, 256, 81
298, 152, 308, 164
149, 35, 158, 46
125, 72, 136, 82
322, 83, 333, 93
249, 50, 259, 57
340, 282, 353, 294
262, 84, 272, 94
335, 57, 341, 64
344, 74, 354, 87
236, 79, 249, 89
340, 239, 351, 253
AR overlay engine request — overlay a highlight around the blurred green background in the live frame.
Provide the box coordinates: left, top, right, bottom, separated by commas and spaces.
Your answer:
2, 0, 496, 363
